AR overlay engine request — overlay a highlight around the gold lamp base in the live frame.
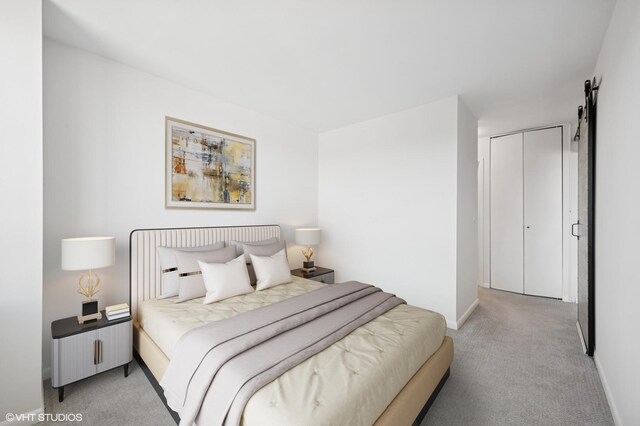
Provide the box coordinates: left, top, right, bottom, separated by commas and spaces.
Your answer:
301, 247, 316, 273
77, 312, 102, 324
76, 271, 102, 324
302, 260, 316, 273
78, 299, 100, 324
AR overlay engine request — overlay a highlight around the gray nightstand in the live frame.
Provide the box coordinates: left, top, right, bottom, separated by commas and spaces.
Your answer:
51, 311, 132, 402
291, 267, 335, 284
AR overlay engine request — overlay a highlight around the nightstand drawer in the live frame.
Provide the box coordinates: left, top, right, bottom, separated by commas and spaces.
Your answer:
308, 272, 334, 284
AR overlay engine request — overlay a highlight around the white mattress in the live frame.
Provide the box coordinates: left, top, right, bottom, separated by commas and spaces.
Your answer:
139, 276, 446, 426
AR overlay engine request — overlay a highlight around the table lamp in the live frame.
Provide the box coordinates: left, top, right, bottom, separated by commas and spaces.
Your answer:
62, 237, 116, 324
295, 228, 321, 273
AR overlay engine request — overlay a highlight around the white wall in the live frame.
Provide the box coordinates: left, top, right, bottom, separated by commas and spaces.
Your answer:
477, 137, 491, 286
0, 0, 44, 422
592, 2, 640, 424
456, 99, 479, 320
318, 96, 477, 326
477, 125, 578, 302
42, 40, 319, 376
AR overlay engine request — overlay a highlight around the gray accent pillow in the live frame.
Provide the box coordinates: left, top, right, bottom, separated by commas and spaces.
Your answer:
241, 240, 287, 264
230, 237, 278, 257
174, 245, 237, 303
157, 242, 225, 299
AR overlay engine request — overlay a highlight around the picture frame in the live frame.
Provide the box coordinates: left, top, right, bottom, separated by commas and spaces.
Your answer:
165, 117, 256, 210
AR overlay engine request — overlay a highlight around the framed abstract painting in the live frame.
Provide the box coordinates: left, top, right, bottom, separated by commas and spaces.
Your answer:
165, 117, 255, 209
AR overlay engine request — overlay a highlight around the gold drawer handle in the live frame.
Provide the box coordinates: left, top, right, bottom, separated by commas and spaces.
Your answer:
93, 340, 103, 365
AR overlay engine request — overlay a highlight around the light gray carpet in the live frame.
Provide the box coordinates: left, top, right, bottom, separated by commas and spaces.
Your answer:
41, 287, 614, 425
422, 287, 614, 426
42, 361, 175, 426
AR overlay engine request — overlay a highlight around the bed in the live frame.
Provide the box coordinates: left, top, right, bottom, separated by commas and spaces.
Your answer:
130, 225, 453, 425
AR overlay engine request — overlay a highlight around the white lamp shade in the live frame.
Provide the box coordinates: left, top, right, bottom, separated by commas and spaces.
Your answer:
295, 228, 321, 246
61, 237, 116, 271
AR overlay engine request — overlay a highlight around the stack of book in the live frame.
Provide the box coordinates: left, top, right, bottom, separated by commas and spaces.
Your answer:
105, 303, 130, 321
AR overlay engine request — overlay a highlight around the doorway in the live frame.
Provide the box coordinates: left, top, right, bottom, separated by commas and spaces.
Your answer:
490, 126, 563, 298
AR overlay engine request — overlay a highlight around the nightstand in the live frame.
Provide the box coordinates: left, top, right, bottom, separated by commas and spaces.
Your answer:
291, 267, 335, 284
51, 311, 132, 402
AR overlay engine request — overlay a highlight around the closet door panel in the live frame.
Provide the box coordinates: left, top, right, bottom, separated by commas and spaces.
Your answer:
523, 127, 563, 298
490, 133, 524, 294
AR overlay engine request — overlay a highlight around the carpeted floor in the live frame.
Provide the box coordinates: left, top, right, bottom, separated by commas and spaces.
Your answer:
42, 287, 614, 425
421, 287, 614, 426
42, 361, 175, 426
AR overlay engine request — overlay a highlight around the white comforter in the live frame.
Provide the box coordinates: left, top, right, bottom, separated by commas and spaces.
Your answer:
139, 277, 446, 426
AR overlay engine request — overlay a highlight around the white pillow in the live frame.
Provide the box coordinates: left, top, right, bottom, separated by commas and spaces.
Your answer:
198, 255, 253, 304
250, 249, 292, 291
174, 246, 237, 303
156, 242, 225, 299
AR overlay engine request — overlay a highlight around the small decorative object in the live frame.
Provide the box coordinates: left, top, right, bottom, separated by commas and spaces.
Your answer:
165, 117, 256, 210
61, 237, 116, 324
295, 228, 321, 273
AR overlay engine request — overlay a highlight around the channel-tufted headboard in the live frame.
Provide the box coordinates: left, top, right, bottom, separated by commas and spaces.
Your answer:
129, 225, 281, 322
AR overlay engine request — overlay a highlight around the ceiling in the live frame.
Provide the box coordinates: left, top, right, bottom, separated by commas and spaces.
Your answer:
43, 0, 615, 136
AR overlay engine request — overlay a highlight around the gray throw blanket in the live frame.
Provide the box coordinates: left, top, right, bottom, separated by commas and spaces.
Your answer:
160, 281, 404, 426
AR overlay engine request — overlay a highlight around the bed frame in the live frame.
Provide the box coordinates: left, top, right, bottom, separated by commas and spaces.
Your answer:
130, 225, 453, 425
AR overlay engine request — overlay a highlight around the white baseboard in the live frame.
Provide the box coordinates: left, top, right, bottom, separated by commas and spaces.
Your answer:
480, 282, 490, 289
457, 298, 479, 329
447, 298, 480, 330
593, 352, 622, 426
0, 407, 44, 425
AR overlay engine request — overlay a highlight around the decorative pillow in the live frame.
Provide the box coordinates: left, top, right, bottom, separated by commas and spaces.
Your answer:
198, 255, 253, 304
241, 240, 287, 264
156, 242, 225, 299
242, 240, 288, 286
174, 245, 237, 303
250, 249, 292, 291
230, 237, 278, 257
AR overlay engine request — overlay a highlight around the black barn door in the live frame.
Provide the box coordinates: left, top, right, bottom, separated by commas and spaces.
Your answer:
575, 79, 597, 356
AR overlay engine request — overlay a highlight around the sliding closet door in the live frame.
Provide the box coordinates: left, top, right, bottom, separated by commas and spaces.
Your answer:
577, 80, 597, 356
490, 133, 524, 294
523, 127, 563, 298
577, 115, 590, 352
